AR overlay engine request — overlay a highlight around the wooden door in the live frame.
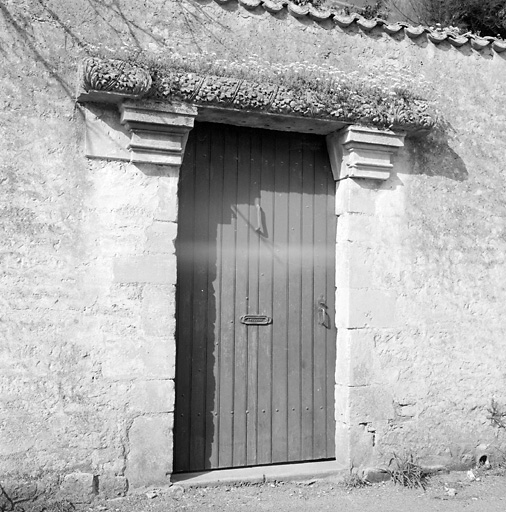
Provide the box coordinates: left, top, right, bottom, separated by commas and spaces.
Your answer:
174, 122, 336, 472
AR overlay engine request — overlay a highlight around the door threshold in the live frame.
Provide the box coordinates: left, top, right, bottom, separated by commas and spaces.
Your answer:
171, 460, 347, 487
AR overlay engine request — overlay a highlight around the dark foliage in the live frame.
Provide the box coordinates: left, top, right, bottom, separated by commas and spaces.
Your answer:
409, 0, 506, 38
291, 0, 389, 20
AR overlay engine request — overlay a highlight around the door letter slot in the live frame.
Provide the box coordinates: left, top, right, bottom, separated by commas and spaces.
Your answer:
240, 314, 272, 325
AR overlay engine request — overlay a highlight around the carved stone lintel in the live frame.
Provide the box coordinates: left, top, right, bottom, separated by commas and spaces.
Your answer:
326, 126, 405, 181
119, 101, 198, 169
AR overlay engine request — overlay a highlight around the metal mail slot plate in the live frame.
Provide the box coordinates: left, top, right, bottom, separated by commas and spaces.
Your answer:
240, 314, 272, 325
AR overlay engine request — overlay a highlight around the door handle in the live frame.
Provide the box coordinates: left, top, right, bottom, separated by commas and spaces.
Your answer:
318, 299, 329, 329
255, 198, 262, 233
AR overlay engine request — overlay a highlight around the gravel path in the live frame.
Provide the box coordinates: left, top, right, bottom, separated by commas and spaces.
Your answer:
88, 471, 506, 512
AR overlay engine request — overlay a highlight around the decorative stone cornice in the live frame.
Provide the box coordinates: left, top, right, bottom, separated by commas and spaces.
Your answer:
326, 126, 405, 181
77, 58, 436, 134
119, 101, 197, 167
81, 58, 152, 98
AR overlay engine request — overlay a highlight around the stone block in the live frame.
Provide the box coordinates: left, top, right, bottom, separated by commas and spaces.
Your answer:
349, 332, 377, 387
141, 338, 176, 379
327, 126, 404, 181
336, 329, 377, 387
335, 178, 377, 216
362, 467, 391, 483
349, 386, 395, 424
113, 255, 176, 284
145, 221, 177, 254
349, 424, 375, 467
102, 337, 176, 380
334, 384, 350, 423
168, 484, 185, 499
59, 473, 97, 503
141, 284, 176, 336
125, 415, 173, 488
154, 176, 179, 222
336, 288, 396, 328
334, 422, 351, 468
98, 474, 128, 499
336, 214, 375, 245
119, 102, 197, 168
129, 379, 175, 413
84, 104, 131, 162
335, 331, 351, 387
0, 480, 38, 503
335, 243, 373, 290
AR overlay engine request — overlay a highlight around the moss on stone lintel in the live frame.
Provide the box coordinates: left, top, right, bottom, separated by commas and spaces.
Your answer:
80, 57, 437, 133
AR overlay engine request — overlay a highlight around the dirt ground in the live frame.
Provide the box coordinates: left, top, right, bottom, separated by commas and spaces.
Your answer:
87, 470, 506, 512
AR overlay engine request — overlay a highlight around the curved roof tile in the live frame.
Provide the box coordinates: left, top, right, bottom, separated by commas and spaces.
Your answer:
308, 6, 332, 22
215, 0, 506, 55
287, 2, 310, 18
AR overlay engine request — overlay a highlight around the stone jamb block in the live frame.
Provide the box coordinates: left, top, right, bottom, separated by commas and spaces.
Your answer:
119, 101, 197, 170
336, 288, 396, 328
113, 255, 176, 285
129, 379, 175, 414
348, 386, 395, 424
335, 177, 377, 216
326, 126, 405, 182
335, 328, 377, 387
82, 100, 197, 171
125, 415, 173, 488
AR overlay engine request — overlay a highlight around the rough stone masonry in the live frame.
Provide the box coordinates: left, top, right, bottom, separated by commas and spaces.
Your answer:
1, 0, 506, 502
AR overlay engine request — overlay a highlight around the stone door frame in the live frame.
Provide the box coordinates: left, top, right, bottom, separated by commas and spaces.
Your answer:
81, 98, 405, 484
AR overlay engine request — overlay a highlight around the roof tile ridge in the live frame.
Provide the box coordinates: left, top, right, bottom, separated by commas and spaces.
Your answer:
260, 0, 285, 13
224, 0, 506, 54
332, 11, 360, 27
286, 1, 310, 18
307, 4, 333, 21
238, 0, 263, 9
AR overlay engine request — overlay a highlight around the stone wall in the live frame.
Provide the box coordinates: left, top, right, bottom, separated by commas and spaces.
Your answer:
1, 0, 506, 500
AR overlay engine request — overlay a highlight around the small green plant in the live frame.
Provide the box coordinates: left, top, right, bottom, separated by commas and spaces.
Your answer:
487, 398, 506, 429
323, 0, 389, 19
388, 452, 429, 489
340, 472, 370, 490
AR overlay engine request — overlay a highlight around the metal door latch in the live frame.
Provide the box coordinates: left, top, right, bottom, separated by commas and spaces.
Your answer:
318, 299, 330, 329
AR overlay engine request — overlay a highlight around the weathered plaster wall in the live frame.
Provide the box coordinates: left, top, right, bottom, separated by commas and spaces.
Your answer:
0, 1, 180, 498
1, 0, 506, 497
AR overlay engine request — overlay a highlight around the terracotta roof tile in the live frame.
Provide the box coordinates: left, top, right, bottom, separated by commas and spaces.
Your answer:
213, 0, 506, 55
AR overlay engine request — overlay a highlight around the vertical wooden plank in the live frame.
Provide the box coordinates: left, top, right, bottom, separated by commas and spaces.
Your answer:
188, 124, 212, 471
300, 139, 316, 460
271, 132, 290, 464
232, 128, 251, 466
287, 134, 303, 461
176, 125, 336, 471
256, 130, 275, 465
246, 130, 262, 466
174, 128, 197, 472
205, 124, 225, 469
324, 156, 337, 458
217, 126, 238, 468
312, 140, 331, 460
